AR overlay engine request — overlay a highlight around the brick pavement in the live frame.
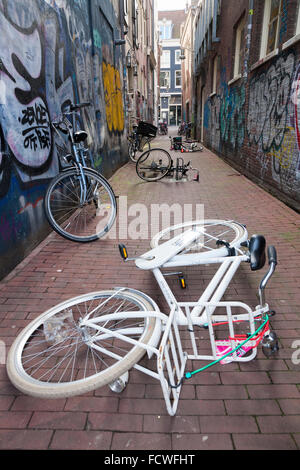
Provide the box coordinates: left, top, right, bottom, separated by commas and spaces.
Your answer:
0, 127, 299, 450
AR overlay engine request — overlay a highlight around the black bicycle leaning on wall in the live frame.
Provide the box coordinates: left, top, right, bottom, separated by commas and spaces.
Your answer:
44, 102, 117, 243
127, 120, 157, 162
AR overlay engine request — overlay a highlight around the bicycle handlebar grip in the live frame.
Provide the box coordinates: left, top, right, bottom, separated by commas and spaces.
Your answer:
268, 246, 277, 266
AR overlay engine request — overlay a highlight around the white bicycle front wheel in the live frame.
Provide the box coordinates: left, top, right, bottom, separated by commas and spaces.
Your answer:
150, 220, 248, 259
7, 289, 160, 399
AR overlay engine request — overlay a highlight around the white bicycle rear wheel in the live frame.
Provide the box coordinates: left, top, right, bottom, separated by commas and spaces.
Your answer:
150, 220, 247, 259
7, 289, 160, 399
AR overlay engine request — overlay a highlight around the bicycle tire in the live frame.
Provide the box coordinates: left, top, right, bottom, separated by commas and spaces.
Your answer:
150, 220, 248, 259
44, 167, 117, 242
7, 289, 160, 399
136, 148, 172, 182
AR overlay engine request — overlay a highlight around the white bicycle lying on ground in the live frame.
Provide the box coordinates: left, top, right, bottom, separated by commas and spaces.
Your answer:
7, 220, 278, 416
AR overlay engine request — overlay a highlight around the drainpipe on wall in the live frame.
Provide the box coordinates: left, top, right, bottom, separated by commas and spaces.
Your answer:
243, 0, 254, 82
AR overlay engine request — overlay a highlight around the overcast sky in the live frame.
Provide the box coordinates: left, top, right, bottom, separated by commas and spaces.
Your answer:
157, 0, 189, 11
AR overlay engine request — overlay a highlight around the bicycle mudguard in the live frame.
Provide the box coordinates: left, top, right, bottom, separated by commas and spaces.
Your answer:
249, 234, 266, 271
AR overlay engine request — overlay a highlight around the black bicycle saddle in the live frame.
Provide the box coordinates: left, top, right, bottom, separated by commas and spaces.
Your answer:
249, 234, 266, 271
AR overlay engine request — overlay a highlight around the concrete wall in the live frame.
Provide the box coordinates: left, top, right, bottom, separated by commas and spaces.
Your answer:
194, 0, 300, 212
0, 0, 128, 280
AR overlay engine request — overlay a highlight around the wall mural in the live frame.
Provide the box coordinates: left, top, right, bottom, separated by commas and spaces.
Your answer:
0, 0, 125, 279
102, 62, 125, 133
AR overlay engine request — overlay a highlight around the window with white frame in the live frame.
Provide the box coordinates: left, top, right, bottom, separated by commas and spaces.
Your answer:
212, 55, 218, 93
260, 0, 282, 58
233, 15, 246, 78
175, 70, 181, 87
161, 50, 170, 68
160, 71, 170, 88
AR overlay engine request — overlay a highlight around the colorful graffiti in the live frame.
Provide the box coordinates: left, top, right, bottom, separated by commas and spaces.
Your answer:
204, 69, 246, 151
220, 84, 245, 150
102, 63, 125, 133
202, 49, 300, 206
247, 51, 300, 195
0, 0, 126, 280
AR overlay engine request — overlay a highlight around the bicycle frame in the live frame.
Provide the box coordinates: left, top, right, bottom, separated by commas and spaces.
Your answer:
77, 225, 276, 415
52, 110, 92, 204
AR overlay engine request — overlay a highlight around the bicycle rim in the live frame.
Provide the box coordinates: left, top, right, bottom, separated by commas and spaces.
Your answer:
7, 290, 160, 398
44, 168, 117, 242
150, 220, 248, 258
136, 148, 171, 181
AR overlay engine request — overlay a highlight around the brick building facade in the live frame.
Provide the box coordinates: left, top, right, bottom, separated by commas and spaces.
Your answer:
193, 0, 300, 211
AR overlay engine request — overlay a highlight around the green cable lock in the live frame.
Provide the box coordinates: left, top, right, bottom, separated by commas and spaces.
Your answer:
185, 315, 269, 380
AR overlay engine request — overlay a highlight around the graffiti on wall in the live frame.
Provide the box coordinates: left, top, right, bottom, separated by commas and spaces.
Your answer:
247, 51, 300, 193
102, 62, 125, 133
204, 69, 246, 152
0, 0, 126, 279
247, 52, 295, 152
220, 83, 245, 150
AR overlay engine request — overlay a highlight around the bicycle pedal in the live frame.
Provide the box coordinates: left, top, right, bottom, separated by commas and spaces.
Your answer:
119, 244, 128, 260
178, 275, 187, 289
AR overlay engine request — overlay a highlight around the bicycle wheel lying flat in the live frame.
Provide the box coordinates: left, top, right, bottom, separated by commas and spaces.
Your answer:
150, 220, 248, 259
7, 289, 160, 398
44, 168, 117, 242
136, 148, 172, 181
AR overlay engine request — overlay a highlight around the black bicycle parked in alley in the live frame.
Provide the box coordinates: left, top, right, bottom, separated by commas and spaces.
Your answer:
44, 102, 117, 243
127, 120, 157, 162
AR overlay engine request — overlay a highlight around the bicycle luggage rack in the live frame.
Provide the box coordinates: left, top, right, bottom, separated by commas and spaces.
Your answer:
107, 299, 269, 416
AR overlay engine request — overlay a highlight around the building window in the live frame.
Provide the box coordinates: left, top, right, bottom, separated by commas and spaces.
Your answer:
159, 21, 172, 40
160, 71, 170, 88
175, 70, 181, 87
233, 15, 246, 78
296, 0, 300, 35
161, 50, 170, 68
260, 0, 282, 58
175, 50, 181, 64
212, 55, 218, 93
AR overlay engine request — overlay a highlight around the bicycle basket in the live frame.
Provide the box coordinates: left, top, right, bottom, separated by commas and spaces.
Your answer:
137, 121, 158, 137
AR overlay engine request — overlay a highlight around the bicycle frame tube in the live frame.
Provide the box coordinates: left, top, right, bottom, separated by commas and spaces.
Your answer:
71, 144, 88, 203
152, 255, 248, 325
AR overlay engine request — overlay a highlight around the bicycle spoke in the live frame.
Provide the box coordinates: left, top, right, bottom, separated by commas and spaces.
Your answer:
45, 169, 116, 241
11, 291, 156, 395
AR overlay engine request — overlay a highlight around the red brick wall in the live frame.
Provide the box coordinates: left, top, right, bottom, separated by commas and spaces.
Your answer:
195, 0, 300, 212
